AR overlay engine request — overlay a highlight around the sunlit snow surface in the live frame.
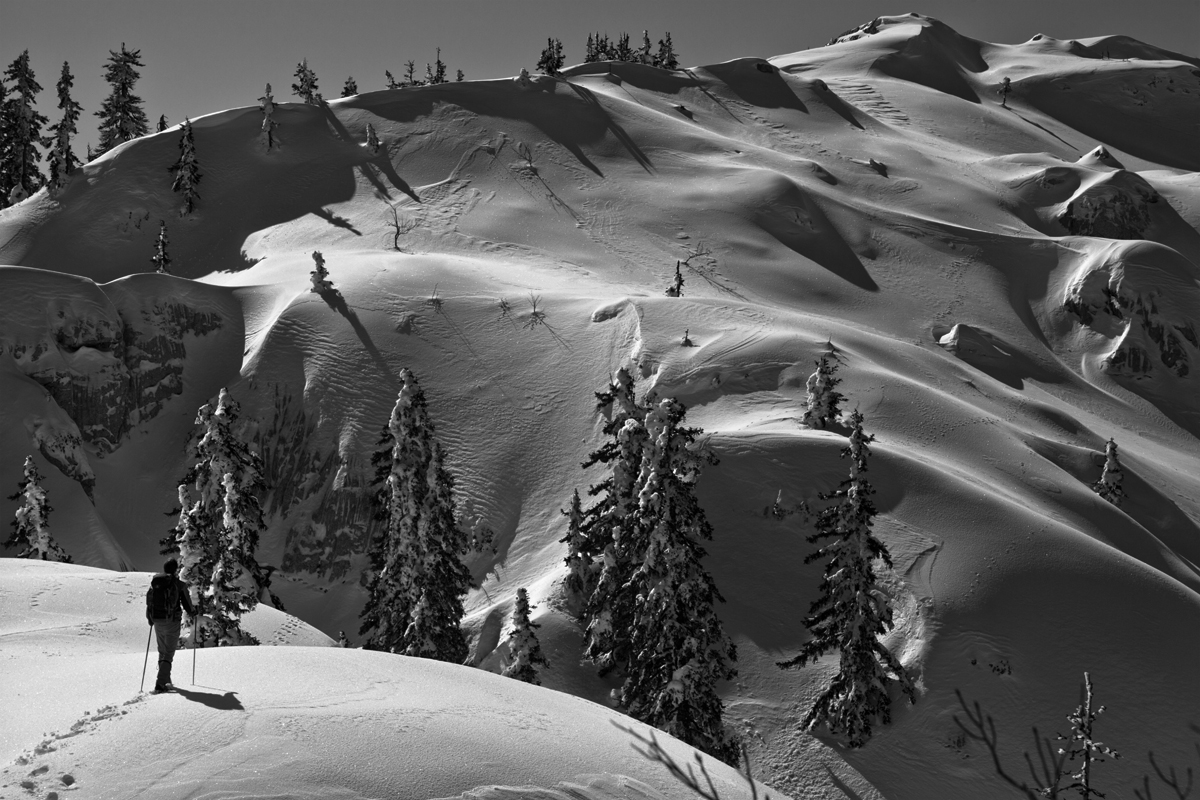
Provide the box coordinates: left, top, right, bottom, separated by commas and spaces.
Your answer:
2, 12, 1199, 800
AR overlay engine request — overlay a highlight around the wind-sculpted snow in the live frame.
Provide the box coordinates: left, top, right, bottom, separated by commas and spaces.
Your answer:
1, 12, 1199, 800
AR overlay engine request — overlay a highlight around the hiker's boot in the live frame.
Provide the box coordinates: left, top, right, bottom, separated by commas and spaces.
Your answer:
156, 659, 172, 691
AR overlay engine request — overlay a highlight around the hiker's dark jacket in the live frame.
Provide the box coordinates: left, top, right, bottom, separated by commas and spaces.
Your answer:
146, 574, 196, 623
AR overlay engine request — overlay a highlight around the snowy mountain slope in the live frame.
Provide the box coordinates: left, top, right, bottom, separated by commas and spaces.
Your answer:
0, 561, 779, 800
2, 12, 1199, 799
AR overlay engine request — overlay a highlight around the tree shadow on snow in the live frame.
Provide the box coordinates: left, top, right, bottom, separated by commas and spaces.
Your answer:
174, 687, 244, 711
317, 287, 397, 382
311, 206, 362, 235
319, 102, 420, 202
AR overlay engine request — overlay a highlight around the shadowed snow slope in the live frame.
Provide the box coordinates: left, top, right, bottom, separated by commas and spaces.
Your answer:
1, 12, 1199, 799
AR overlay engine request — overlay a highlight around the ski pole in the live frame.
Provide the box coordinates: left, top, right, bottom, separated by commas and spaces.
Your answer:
192, 612, 199, 685
140, 625, 152, 693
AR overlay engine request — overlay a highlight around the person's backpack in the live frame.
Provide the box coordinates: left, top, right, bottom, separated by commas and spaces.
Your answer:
147, 574, 180, 620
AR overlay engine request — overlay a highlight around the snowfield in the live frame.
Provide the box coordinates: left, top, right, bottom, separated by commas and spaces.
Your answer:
2, 13, 1199, 799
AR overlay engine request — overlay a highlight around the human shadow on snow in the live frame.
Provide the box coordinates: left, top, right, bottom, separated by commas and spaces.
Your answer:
174, 687, 244, 711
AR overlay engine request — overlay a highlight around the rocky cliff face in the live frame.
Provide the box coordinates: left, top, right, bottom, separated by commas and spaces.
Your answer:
0, 268, 233, 495
1062, 241, 1200, 380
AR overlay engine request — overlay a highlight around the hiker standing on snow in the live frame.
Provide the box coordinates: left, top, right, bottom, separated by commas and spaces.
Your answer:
146, 558, 196, 693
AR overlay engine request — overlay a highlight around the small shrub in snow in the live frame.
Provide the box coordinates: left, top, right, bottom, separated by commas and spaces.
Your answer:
502, 587, 549, 684
95, 43, 149, 156
537, 38, 565, 76
5, 456, 71, 562
45, 61, 82, 196
310, 251, 332, 293
360, 369, 472, 663
665, 261, 684, 297
1, 50, 48, 205
258, 84, 278, 149
165, 389, 272, 646
999, 77, 1012, 108
803, 353, 845, 429
1092, 438, 1125, 507
1047, 672, 1120, 799
292, 59, 322, 104
778, 409, 915, 748
151, 220, 171, 274
168, 118, 201, 215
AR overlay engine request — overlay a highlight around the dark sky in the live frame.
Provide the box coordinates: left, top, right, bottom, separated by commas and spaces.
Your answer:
3, 0, 1198, 152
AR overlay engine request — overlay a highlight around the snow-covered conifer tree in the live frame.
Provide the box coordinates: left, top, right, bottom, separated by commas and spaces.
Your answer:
1, 51, 49, 205
656, 33, 679, 69
665, 261, 684, 297
577, 369, 647, 675
615, 33, 634, 62
502, 587, 549, 684
537, 38, 565, 76
310, 250, 332, 292
341, 76, 358, 97
403, 61, 419, 86
156, 114, 168, 132
292, 59, 322, 104
778, 409, 914, 748
617, 397, 738, 763
45, 61, 82, 196
1092, 438, 1125, 507
360, 369, 471, 663
364, 122, 380, 154
258, 83, 278, 149
455, 69, 465, 82
433, 49, 448, 84
999, 77, 1012, 108
5, 456, 71, 562
803, 353, 844, 429
95, 43, 149, 155
152, 220, 171, 273
168, 118, 201, 215
560, 488, 594, 602
585, 34, 598, 63
639, 31, 654, 65
166, 389, 271, 646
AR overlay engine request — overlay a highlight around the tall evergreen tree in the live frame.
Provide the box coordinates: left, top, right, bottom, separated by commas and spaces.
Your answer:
258, 84, 278, 149
156, 114, 168, 132
168, 118, 201, 215
292, 58, 322, 104
1092, 438, 1125, 507
616, 398, 737, 763
95, 43, 149, 155
614, 33, 634, 62
502, 587, 549, 684
1, 50, 48, 205
778, 410, 914, 748
639, 31, 654, 65
560, 487, 592, 602
45, 61, 82, 196
425, 48, 448, 85
364, 122, 380, 154
585, 34, 598, 63
341, 76, 358, 97
152, 220, 171, 273
803, 353, 844, 429
360, 369, 472, 662
403, 60, 419, 86
537, 38, 565, 76
165, 389, 271, 646
656, 33, 679, 70
5, 456, 71, 562
578, 368, 648, 676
